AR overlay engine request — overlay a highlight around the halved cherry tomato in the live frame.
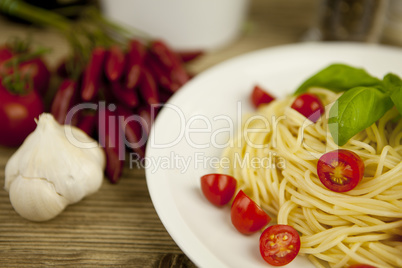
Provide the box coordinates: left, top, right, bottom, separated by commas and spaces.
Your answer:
317, 149, 364, 192
348, 264, 378, 268
231, 190, 271, 235
251, 85, 275, 108
259, 224, 300, 266
291, 93, 324, 123
200, 174, 237, 206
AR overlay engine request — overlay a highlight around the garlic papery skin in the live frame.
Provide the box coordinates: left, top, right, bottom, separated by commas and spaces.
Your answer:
8, 175, 69, 222
4, 113, 105, 222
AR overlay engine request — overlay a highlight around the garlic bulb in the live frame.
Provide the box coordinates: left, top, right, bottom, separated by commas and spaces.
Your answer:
4, 113, 105, 222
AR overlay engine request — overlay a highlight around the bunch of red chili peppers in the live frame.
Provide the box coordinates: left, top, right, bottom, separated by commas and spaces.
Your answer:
51, 38, 195, 183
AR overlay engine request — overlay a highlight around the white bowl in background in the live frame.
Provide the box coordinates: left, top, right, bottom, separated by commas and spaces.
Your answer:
99, 0, 250, 51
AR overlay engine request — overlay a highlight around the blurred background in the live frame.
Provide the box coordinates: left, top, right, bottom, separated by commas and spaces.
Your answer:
1, 0, 400, 73
0, 0, 322, 73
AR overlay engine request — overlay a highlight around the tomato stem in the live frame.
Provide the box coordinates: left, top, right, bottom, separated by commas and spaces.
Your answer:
1, 68, 33, 95
4, 47, 51, 67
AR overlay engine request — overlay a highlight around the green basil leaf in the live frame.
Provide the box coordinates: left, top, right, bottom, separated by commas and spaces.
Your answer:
390, 88, 402, 115
328, 86, 393, 146
295, 64, 382, 94
382, 73, 402, 92
382, 73, 402, 115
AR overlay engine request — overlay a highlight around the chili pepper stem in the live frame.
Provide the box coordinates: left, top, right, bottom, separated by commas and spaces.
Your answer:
84, 7, 151, 42
0, 0, 72, 34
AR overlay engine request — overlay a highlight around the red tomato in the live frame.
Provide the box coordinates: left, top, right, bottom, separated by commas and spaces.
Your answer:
19, 57, 50, 96
0, 46, 13, 63
0, 48, 50, 96
348, 264, 378, 268
200, 174, 237, 206
291, 93, 324, 123
317, 149, 364, 192
0, 81, 44, 147
0, 46, 14, 74
231, 190, 271, 235
259, 224, 301, 266
251, 85, 275, 108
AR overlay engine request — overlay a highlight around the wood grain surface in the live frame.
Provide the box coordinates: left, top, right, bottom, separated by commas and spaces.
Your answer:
0, 1, 321, 267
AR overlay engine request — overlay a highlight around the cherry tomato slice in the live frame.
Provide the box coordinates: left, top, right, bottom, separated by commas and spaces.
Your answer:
317, 149, 364, 192
231, 190, 271, 235
251, 85, 275, 108
348, 264, 378, 268
200, 174, 237, 206
259, 224, 301, 266
291, 93, 324, 123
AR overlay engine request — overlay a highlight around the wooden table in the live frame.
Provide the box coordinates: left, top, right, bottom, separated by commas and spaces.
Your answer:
0, 0, 361, 267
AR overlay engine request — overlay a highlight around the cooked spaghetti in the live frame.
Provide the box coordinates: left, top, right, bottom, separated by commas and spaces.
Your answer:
219, 88, 402, 268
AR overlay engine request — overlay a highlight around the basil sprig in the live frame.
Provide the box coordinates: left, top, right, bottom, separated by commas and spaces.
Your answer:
295, 64, 402, 146
295, 64, 382, 95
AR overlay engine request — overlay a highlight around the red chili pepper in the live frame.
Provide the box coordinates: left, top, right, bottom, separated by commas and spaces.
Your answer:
116, 106, 146, 158
51, 79, 78, 125
145, 54, 180, 93
76, 112, 97, 137
138, 104, 158, 137
125, 39, 146, 90
139, 68, 159, 106
110, 81, 140, 108
101, 80, 115, 104
55, 58, 68, 78
55, 54, 84, 81
149, 40, 190, 86
98, 106, 125, 184
159, 88, 173, 103
81, 47, 107, 101
177, 50, 204, 63
105, 44, 126, 82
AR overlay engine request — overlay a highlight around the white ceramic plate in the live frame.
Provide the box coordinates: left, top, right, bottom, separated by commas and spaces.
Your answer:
145, 42, 402, 268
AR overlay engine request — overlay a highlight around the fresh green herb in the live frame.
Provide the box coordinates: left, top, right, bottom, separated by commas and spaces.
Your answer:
295, 64, 382, 94
383, 73, 402, 91
296, 64, 402, 146
328, 87, 393, 146
383, 73, 402, 115
390, 89, 402, 116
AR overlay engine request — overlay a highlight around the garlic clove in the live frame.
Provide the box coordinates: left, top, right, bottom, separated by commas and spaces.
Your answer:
9, 175, 69, 222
